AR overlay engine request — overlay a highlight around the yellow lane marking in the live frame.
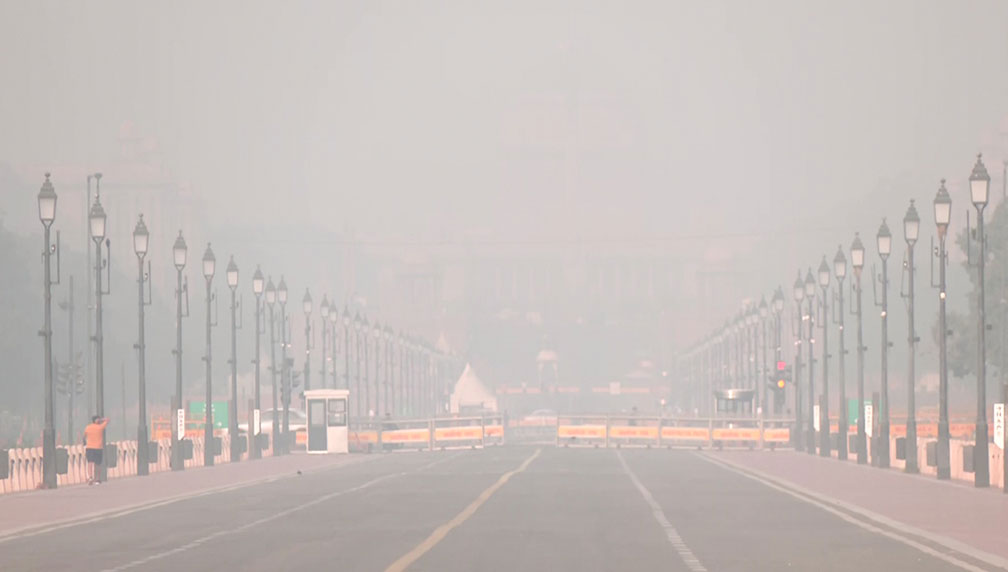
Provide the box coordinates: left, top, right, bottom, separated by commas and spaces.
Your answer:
384, 448, 542, 572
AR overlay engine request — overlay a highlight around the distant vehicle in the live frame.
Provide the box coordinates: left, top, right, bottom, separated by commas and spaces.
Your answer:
237, 409, 307, 436
520, 409, 558, 426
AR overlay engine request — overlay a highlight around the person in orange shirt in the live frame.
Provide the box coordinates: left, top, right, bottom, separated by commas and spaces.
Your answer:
84, 416, 110, 485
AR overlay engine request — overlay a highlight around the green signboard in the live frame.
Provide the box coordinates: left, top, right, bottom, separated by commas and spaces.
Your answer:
847, 399, 871, 426
189, 401, 228, 430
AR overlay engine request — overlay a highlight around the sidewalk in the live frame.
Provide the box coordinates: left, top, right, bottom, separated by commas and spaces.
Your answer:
709, 450, 1008, 564
0, 452, 371, 539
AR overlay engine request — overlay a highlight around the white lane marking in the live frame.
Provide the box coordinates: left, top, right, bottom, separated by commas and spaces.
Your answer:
384, 448, 542, 572
697, 453, 1000, 572
101, 453, 459, 572
616, 450, 707, 572
0, 455, 376, 545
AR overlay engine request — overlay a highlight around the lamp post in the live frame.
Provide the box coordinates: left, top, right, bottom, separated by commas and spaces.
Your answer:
877, 218, 892, 469
384, 326, 393, 416
89, 179, 109, 482
970, 154, 991, 487
934, 181, 952, 479
132, 215, 150, 475
363, 316, 371, 417
265, 278, 278, 456
834, 246, 848, 461
793, 273, 805, 451
171, 231, 187, 471
320, 295, 329, 389
817, 257, 831, 457
278, 277, 289, 454
38, 174, 58, 489
303, 289, 312, 392
202, 244, 216, 467
772, 288, 785, 417
903, 199, 920, 474
399, 332, 407, 416
353, 312, 363, 418
251, 266, 264, 460
759, 297, 769, 420
226, 256, 240, 462
329, 305, 339, 388
373, 321, 382, 415
805, 269, 816, 455
851, 233, 867, 464
343, 307, 351, 391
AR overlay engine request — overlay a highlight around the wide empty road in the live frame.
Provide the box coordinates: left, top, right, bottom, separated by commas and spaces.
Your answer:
2, 447, 992, 571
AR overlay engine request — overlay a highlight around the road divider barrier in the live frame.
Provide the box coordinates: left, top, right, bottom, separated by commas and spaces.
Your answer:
350, 415, 505, 453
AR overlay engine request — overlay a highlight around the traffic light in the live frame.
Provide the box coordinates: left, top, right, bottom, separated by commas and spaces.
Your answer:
769, 362, 791, 412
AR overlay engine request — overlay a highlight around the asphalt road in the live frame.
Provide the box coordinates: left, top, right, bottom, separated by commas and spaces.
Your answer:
2, 447, 990, 571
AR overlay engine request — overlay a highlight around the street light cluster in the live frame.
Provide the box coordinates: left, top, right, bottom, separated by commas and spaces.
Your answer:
680, 154, 992, 487
34, 174, 454, 488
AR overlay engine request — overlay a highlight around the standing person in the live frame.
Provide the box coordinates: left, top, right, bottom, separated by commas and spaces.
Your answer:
84, 416, 109, 485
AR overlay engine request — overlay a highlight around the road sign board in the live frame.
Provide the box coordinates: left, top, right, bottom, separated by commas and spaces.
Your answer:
865, 404, 873, 437
995, 403, 1004, 449
176, 408, 185, 440
189, 401, 228, 429
813, 404, 820, 431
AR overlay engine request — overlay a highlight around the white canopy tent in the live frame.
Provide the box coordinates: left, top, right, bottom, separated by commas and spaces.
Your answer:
449, 363, 498, 414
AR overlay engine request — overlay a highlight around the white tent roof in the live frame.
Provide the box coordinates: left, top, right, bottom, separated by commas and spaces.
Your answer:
449, 363, 498, 414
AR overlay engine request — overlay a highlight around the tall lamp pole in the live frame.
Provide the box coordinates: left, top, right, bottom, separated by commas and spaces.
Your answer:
226, 256, 240, 462
933, 181, 952, 479
818, 258, 831, 457
303, 289, 313, 392
89, 177, 109, 482
320, 296, 329, 389
251, 266, 264, 460
277, 277, 289, 454
851, 234, 867, 464
132, 215, 150, 475
373, 321, 382, 415
903, 200, 920, 473
384, 326, 393, 416
353, 313, 363, 418
834, 246, 848, 460
772, 288, 785, 418
342, 308, 351, 391
970, 154, 991, 487
38, 174, 58, 489
202, 244, 216, 467
876, 219, 892, 469
171, 232, 188, 470
759, 297, 769, 419
805, 269, 816, 455
329, 305, 339, 388
793, 274, 806, 451
265, 278, 278, 456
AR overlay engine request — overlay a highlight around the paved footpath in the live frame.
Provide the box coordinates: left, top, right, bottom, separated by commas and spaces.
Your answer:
707, 449, 1008, 569
0, 452, 373, 539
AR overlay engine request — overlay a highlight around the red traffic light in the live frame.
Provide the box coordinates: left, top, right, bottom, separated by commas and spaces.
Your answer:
777, 361, 787, 371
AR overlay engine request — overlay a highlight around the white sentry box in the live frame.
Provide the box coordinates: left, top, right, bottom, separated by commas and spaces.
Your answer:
304, 389, 350, 454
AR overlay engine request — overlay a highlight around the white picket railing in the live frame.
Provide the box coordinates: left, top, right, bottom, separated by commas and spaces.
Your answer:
1, 435, 234, 495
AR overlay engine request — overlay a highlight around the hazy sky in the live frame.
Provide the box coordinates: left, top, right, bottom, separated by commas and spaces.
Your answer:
4, 0, 1008, 252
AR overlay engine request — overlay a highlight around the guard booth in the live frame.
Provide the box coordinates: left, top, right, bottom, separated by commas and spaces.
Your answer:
714, 388, 755, 417
304, 389, 350, 454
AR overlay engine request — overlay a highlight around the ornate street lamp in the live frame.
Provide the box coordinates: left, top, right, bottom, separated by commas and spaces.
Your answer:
970, 154, 991, 487
876, 218, 892, 468
851, 232, 867, 464
38, 174, 59, 488
133, 215, 151, 475
934, 181, 952, 480
201, 244, 216, 467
